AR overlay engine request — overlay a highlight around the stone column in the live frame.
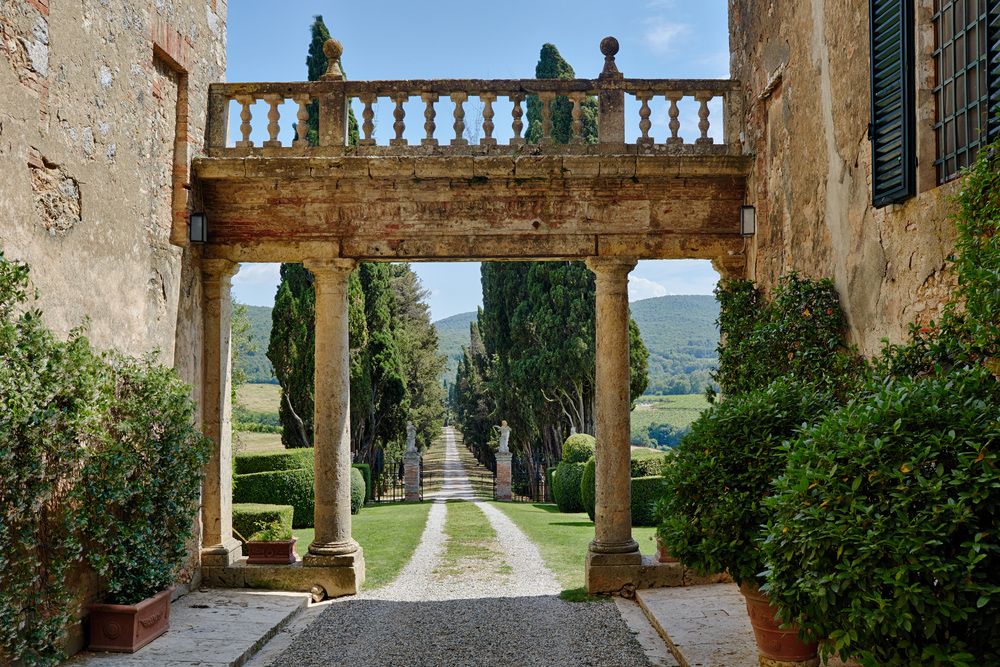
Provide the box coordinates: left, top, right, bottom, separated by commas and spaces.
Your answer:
303, 259, 364, 583
403, 451, 421, 501
585, 258, 641, 587
494, 453, 512, 501
201, 259, 242, 566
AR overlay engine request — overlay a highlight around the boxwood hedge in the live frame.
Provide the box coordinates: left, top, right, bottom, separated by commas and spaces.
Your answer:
233, 468, 314, 528
579, 460, 665, 526
552, 461, 586, 513
353, 463, 372, 503
350, 467, 365, 515
233, 448, 312, 475
562, 433, 596, 463
232, 503, 294, 542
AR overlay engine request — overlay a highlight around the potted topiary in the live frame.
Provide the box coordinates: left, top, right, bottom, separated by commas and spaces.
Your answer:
81, 356, 211, 653
246, 520, 297, 565
657, 379, 837, 664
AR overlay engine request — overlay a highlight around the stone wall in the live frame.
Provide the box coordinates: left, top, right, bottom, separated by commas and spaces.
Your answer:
0, 0, 226, 652
729, 0, 958, 356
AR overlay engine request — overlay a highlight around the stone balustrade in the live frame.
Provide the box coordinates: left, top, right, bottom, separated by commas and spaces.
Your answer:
205, 38, 743, 157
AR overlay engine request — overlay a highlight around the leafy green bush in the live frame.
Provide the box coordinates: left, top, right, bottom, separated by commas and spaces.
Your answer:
630, 476, 665, 527
248, 520, 293, 542
657, 379, 836, 585
232, 504, 294, 543
762, 368, 1000, 666
553, 461, 586, 513
234, 448, 312, 475
546, 466, 557, 501
580, 457, 597, 521
353, 463, 372, 503
77, 355, 210, 606
629, 450, 668, 477
234, 468, 314, 528
350, 467, 365, 515
0, 253, 208, 665
562, 433, 596, 463
712, 274, 864, 400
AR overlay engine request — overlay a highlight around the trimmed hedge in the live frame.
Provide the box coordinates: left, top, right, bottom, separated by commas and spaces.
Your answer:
546, 466, 557, 502
630, 451, 668, 478
233, 468, 314, 528
630, 476, 665, 527
350, 467, 365, 515
352, 463, 372, 503
232, 503, 294, 542
234, 448, 312, 475
580, 458, 597, 521
562, 433, 596, 463
553, 461, 586, 513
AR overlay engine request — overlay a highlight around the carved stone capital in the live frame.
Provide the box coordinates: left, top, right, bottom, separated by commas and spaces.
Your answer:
303, 258, 356, 279
585, 256, 637, 285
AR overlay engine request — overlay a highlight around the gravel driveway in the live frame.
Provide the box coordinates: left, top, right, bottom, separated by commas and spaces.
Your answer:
269, 428, 651, 667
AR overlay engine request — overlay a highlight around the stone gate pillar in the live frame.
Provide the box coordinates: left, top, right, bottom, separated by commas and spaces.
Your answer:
201, 259, 242, 566
585, 257, 641, 592
303, 259, 365, 591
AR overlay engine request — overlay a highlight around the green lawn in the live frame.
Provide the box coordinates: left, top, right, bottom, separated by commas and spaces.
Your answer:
435, 500, 504, 577
237, 382, 281, 414
492, 501, 658, 598
630, 393, 708, 440
292, 501, 431, 590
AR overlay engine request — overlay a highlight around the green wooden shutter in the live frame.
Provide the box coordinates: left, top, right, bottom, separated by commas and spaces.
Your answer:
869, 0, 915, 207
988, 0, 1000, 141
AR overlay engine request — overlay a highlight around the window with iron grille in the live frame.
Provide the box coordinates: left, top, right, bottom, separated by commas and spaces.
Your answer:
933, 0, 1000, 184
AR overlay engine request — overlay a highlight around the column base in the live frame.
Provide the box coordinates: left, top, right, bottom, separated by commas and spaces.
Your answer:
201, 537, 243, 567
586, 551, 685, 594
203, 551, 365, 599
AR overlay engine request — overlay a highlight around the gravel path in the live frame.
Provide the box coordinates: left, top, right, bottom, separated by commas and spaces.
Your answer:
269, 428, 651, 667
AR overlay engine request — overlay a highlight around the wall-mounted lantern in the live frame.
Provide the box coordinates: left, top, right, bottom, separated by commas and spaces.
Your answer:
189, 211, 207, 243
739, 205, 756, 237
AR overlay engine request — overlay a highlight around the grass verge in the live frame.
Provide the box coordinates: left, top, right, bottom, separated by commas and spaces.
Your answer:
491, 501, 658, 600
292, 501, 432, 590
435, 499, 503, 577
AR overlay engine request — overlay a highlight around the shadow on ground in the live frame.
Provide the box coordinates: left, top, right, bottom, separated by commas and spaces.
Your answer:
270, 595, 650, 667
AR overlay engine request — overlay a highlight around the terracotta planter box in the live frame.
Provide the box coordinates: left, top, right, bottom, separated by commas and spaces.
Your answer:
88, 586, 174, 653
246, 537, 297, 565
740, 583, 818, 664
655, 535, 679, 563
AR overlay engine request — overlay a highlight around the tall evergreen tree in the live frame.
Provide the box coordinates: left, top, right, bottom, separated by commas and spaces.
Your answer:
525, 44, 598, 145
303, 15, 359, 146
267, 264, 315, 447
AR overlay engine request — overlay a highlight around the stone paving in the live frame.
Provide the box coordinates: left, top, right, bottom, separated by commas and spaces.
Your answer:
68, 590, 308, 667
265, 428, 660, 667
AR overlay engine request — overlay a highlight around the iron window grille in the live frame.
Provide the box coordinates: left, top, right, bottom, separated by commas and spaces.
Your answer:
933, 0, 1000, 184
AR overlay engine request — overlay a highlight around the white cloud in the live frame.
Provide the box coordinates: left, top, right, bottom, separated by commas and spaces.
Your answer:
644, 18, 689, 54
629, 276, 669, 302
233, 263, 280, 285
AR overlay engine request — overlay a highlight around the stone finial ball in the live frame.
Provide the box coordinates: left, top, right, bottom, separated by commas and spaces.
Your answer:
600, 36, 620, 57
323, 38, 343, 61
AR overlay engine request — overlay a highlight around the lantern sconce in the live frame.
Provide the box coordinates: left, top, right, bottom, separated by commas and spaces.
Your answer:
739, 205, 756, 237
189, 211, 207, 243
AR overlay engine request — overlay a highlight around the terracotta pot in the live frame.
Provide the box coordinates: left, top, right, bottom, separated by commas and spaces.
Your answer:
88, 586, 174, 653
740, 583, 818, 663
655, 535, 679, 563
246, 537, 297, 565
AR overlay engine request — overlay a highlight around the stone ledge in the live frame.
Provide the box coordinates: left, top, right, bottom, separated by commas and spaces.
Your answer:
202, 557, 364, 600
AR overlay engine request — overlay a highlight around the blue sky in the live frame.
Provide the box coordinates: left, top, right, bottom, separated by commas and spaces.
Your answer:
227, 0, 730, 320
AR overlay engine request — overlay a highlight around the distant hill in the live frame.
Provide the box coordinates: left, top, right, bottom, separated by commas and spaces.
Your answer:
239, 305, 277, 384
628, 295, 719, 394
432, 295, 719, 395
434, 311, 478, 381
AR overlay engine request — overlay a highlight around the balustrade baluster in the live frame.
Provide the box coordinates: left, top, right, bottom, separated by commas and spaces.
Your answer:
510, 94, 525, 146
390, 93, 408, 146
666, 93, 682, 145
451, 92, 468, 146
359, 94, 376, 146
421, 92, 438, 146
235, 95, 254, 147
636, 93, 653, 147
480, 93, 496, 146
293, 95, 310, 147
695, 93, 713, 144
263, 94, 282, 147
569, 92, 584, 144
539, 92, 555, 145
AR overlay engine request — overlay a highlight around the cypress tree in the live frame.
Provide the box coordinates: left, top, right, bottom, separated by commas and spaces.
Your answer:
303, 15, 359, 146
525, 44, 598, 145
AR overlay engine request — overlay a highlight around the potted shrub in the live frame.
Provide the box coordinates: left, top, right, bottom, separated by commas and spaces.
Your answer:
246, 520, 298, 565
80, 356, 210, 653
762, 368, 1000, 666
657, 379, 837, 663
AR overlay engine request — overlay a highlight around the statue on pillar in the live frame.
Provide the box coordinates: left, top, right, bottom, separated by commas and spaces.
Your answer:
498, 420, 511, 454
406, 421, 417, 453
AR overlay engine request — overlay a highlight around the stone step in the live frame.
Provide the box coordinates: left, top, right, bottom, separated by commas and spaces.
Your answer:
67, 589, 310, 667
